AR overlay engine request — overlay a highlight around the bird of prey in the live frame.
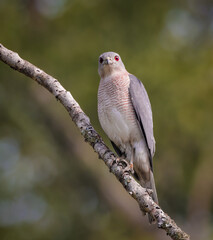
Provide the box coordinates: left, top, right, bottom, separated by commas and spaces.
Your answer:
97, 52, 158, 216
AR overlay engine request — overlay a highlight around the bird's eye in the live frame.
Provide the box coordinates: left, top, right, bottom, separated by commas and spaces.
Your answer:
115, 55, 119, 61
99, 57, 103, 64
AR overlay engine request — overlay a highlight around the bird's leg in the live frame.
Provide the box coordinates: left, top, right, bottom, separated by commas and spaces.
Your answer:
129, 148, 135, 174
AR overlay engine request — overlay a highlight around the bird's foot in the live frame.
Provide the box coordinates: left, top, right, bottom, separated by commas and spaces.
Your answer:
117, 159, 134, 175
129, 163, 134, 174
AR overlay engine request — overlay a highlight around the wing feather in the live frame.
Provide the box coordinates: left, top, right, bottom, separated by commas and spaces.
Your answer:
129, 74, 156, 164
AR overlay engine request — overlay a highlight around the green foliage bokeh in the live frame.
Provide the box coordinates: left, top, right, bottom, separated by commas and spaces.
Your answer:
0, 0, 213, 239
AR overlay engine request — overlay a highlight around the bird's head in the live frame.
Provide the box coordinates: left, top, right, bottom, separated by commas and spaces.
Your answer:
98, 52, 126, 78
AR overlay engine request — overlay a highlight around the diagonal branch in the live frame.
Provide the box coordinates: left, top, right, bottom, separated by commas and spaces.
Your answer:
0, 43, 190, 240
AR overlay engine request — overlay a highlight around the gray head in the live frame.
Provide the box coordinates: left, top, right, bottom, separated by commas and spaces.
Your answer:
98, 52, 126, 78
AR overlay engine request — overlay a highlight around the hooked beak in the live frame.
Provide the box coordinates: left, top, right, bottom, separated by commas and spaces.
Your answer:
103, 57, 113, 65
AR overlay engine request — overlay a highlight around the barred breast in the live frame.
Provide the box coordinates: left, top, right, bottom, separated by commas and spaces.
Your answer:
98, 72, 142, 151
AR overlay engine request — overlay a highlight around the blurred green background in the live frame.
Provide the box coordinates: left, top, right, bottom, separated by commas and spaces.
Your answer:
0, 0, 213, 239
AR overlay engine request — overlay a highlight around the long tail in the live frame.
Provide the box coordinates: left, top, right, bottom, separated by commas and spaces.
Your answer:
144, 170, 158, 204
132, 148, 158, 223
139, 170, 158, 223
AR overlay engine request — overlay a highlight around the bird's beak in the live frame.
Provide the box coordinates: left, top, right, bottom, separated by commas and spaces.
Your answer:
103, 57, 113, 65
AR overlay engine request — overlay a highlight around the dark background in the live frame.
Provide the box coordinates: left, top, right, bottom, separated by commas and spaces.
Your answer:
0, 0, 213, 239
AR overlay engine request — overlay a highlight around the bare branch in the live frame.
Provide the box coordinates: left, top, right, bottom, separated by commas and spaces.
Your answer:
0, 43, 190, 240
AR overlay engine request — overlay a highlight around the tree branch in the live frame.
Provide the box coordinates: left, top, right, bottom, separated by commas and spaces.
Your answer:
0, 43, 190, 240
